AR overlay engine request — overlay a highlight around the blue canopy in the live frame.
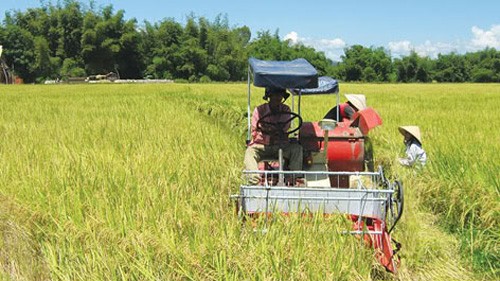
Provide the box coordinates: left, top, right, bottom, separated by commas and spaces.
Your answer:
249, 57, 318, 89
290, 76, 339, 95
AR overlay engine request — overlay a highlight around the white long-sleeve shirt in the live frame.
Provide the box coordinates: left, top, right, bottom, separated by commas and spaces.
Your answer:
399, 140, 427, 167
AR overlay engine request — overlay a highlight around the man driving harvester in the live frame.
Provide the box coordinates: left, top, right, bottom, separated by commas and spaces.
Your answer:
244, 87, 303, 185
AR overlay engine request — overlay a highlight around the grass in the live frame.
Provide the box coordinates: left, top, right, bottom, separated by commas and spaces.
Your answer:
0, 83, 498, 280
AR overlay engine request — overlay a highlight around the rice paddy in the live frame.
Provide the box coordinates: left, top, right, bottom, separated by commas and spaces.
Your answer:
0, 83, 498, 280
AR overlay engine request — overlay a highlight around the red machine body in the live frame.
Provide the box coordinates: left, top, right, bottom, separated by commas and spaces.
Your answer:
299, 107, 382, 187
352, 215, 399, 273
300, 122, 364, 168
300, 122, 364, 187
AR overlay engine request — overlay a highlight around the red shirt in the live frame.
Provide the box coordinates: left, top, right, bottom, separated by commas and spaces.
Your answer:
250, 103, 291, 145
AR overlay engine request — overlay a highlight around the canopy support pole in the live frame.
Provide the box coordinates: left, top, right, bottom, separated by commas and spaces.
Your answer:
246, 65, 252, 143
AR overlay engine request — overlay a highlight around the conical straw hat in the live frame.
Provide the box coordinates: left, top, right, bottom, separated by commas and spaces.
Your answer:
398, 126, 422, 144
345, 94, 367, 111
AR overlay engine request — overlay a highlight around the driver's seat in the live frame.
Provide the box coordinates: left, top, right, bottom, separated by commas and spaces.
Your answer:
258, 148, 285, 171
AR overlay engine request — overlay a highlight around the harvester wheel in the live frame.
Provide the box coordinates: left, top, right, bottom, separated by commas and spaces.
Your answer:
388, 180, 404, 234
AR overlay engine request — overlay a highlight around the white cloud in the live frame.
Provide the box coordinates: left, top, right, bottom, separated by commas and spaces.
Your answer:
284, 31, 299, 44
416, 41, 457, 57
388, 25, 500, 58
284, 31, 346, 61
388, 40, 458, 58
387, 41, 412, 56
470, 25, 500, 49
319, 38, 346, 48
285, 25, 499, 61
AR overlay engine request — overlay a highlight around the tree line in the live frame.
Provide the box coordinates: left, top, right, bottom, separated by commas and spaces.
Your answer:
0, 0, 499, 83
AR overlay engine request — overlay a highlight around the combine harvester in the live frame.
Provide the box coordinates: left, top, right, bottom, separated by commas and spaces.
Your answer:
232, 58, 404, 273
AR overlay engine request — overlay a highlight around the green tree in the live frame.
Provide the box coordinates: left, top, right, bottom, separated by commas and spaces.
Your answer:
370, 47, 392, 81
4, 2, 499, 83
434, 52, 470, 82
34, 36, 58, 80
362, 66, 377, 82
60, 58, 86, 78
1, 18, 36, 82
141, 18, 183, 79
81, 6, 142, 78
393, 51, 431, 82
466, 48, 500, 82
337, 45, 391, 82
247, 30, 288, 60
54, 1, 83, 60
471, 68, 495, 82
176, 16, 207, 80
116, 19, 143, 78
204, 16, 248, 81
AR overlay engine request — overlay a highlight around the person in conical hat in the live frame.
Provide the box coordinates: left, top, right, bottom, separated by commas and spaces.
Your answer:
345, 94, 367, 111
398, 126, 427, 167
323, 94, 367, 122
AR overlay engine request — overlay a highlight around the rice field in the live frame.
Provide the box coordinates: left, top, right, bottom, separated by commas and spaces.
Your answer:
0, 83, 498, 280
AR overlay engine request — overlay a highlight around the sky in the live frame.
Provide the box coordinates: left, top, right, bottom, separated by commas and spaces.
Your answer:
1, 0, 499, 61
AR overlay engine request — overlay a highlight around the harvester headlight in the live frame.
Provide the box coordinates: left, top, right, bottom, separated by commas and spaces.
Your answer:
319, 119, 337, 131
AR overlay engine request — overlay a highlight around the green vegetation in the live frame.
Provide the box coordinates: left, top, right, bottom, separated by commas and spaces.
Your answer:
0, 83, 498, 280
1, 1, 499, 83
